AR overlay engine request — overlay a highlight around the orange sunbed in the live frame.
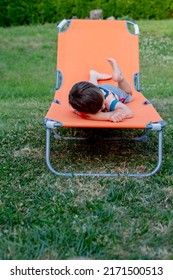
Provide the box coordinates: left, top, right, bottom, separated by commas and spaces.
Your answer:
44, 19, 165, 177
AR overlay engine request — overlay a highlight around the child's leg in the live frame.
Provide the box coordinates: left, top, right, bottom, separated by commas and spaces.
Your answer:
89, 70, 111, 86
107, 58, 132, 95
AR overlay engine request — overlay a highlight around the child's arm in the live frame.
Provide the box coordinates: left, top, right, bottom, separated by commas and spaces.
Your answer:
79, 111, 126, 122
105, 93, 133, 118
79, 102, 133, 123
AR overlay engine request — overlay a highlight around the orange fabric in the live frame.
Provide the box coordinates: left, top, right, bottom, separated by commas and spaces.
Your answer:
45, 19, 162, 129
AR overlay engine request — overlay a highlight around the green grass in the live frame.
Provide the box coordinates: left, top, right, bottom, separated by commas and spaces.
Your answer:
0, 20, 173, 260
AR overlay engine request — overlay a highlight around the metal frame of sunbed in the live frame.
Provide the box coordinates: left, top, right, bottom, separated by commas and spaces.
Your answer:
44, 19, 166, 178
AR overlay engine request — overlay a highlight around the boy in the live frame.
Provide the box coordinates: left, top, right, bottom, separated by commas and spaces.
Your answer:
69, 58, 133, 122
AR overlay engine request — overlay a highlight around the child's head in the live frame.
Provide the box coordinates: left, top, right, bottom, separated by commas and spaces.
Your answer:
69, 81, 104, 114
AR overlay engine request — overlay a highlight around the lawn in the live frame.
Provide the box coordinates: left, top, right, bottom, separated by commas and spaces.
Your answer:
0, 20, 173, 260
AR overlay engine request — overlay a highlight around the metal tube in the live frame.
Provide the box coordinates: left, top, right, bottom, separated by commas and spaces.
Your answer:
46, 128, 163, 178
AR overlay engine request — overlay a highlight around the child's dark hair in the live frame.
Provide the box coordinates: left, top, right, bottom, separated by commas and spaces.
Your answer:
69, 81, 103, 114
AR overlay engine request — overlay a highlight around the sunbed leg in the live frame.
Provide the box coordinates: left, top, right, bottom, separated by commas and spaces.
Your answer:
46, 128, 56, 175
146, 129, 163, 177
130, 129, 162, 178
46, 128, 60, 176
46, 127, 73, 176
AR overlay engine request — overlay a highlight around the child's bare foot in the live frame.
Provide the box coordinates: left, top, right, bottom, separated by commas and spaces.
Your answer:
107, 58, 124, 82
89, 70, 112, 81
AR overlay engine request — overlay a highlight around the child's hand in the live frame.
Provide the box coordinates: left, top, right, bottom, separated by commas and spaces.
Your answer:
109, 111, 126, 122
